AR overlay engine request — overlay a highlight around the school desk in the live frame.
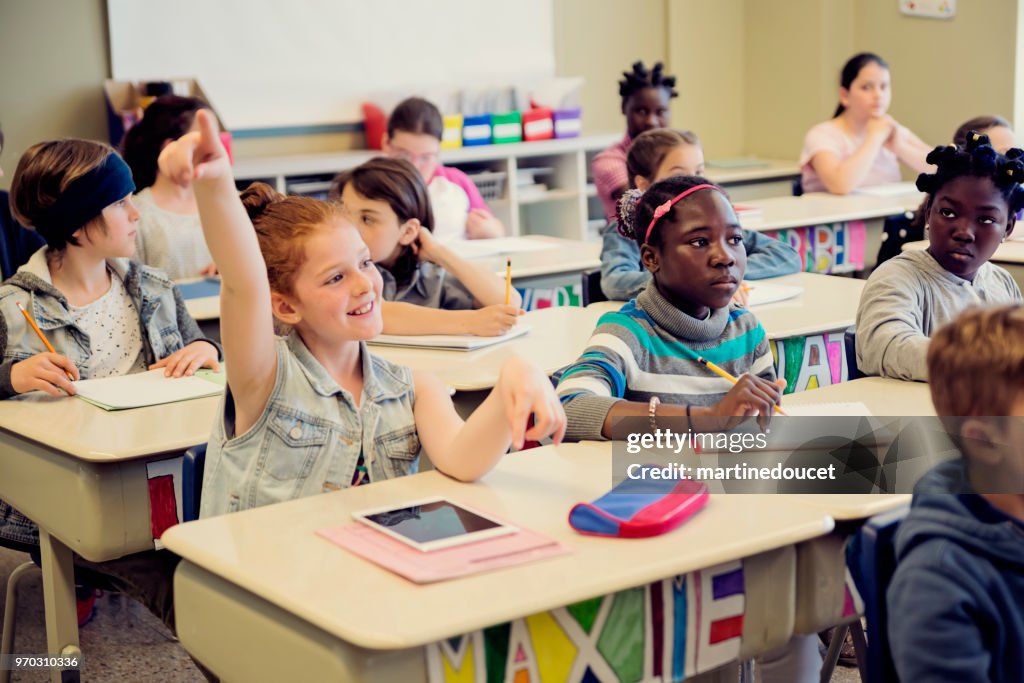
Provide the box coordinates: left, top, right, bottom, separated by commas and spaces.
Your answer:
371, 306, 604, 415
741, 187, 924, 273
162, 441, 835, 683
454, 235, 602, 298
704, 159, 801, 201
902, 238, 1024, 290
0, 393, 220, 680
587, 272, 867, 394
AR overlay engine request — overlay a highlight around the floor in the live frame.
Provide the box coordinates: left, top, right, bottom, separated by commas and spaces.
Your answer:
0, 546, 862, 682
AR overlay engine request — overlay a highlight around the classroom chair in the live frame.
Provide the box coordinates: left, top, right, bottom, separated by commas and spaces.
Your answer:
856, 506, 909, 682
1, 559, 38, 683
843, 326, 862, 381
182, 444, 207, 523
580, 268, 606, 307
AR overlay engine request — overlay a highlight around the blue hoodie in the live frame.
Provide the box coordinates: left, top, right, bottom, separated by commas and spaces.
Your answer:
887, 459, 1024, 683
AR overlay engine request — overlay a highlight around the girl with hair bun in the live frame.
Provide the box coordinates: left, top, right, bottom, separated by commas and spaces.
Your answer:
857, 132, 1024, 380
158, 111, 566, 518
800, 53, 932, 194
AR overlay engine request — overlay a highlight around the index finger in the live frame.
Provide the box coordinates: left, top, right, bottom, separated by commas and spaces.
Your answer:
49, 353, 80, 381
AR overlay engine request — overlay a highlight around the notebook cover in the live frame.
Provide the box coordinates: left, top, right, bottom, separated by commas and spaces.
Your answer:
317, 522, 570, 584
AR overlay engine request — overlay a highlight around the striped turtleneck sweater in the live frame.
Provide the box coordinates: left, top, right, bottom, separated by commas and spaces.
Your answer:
556, 280, 776, 441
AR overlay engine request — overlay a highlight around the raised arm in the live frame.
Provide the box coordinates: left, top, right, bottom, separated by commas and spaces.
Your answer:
415, 228, 522, 307
158, 110, 277, 434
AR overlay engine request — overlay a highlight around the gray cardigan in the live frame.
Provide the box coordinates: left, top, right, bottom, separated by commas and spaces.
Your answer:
855, 249, 1021, 381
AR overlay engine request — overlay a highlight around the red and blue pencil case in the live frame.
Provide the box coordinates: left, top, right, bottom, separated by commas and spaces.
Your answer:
569, 477, 708, 538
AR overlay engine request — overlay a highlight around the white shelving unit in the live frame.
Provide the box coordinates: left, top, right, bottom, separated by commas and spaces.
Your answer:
232, 134, 622, 241
231, 137, 802, 241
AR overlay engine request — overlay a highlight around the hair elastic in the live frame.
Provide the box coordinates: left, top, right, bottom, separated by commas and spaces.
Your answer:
644, 183, 723, 244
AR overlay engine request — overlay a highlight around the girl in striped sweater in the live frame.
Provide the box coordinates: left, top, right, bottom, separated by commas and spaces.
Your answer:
557, 175, 786, 441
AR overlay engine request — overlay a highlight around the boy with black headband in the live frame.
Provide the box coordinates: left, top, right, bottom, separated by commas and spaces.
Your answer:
0, 139, 219, 399
0, 141, 220, 631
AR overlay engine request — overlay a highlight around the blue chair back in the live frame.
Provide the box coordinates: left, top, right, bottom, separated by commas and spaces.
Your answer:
844, 326, 862, 381
580, 268, 606, 307
182, 444, 207, 522
856, 506, 909, 683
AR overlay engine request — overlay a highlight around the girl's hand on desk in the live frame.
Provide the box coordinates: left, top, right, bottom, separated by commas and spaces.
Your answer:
158, 109, 231, 187
11, 353, 79, 396
732, 282, 750, 307
706, 374, 786, 432
496, 355, 567, 450
466, 209, 504, 239
199, 262, 219, 277
467, 304, 523, 336
150, 341, 221, 378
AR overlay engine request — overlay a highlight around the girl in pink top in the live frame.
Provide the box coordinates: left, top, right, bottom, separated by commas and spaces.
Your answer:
383, 97, 504, 241
800, 53, 932, 195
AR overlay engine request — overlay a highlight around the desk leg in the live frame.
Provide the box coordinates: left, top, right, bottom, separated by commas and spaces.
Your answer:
38, 529, 81, 683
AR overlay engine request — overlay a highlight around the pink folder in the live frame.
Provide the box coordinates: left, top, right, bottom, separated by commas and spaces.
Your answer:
317, 523, 571, 584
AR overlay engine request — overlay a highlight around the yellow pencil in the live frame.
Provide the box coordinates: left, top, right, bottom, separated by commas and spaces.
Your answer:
17, 301, 75, 381
696, 355, 787, 415
504, 258, 512, 305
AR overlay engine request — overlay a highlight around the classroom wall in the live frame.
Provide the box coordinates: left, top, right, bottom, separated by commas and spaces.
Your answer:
666, 0, 746, 158
853, 0, 1017, 150
553, 0, 667, 136
1, 0, 1020, 194
742, 0, 1018, 161
0, 0, 110, 191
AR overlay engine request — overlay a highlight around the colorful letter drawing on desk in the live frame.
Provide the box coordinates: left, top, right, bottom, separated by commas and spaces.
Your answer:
763, 221, 866, 274
426, 560, 744, 682
519, 285, 582, 310
771, 331, 849, 394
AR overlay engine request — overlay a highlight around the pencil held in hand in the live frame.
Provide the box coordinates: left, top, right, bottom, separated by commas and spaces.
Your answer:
17, 301, 75, 381
696, 355, 787, 415
505, 259, 512, 305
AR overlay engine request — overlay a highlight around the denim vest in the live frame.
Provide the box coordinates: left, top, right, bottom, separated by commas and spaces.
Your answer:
199, 333, 420, 518
0, 248, 215, 399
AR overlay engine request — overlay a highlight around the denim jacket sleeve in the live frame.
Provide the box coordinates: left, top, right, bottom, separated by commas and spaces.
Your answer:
599, 222, 650, 301
741, 230, 802, 280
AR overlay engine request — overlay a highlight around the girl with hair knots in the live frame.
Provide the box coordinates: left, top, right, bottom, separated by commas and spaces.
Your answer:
857, 132, 1024, 381
333, 157, 523, 337
599, 129, 801, 302
800, 53, 932, 194
0, 139, 220, 630
592, 61, 679, 222
557, 176, 786, 441
122, 95, 216, 279
158, 111, 565, 518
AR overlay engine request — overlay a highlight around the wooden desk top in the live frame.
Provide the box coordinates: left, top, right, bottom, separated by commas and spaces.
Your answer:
0, 391, 219, 462
163, 441, 834, 650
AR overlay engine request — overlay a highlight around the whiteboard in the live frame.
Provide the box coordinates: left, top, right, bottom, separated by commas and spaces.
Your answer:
108, 0, 555, 131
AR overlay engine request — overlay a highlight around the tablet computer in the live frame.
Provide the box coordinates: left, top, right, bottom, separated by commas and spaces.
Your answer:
352, 497, 518, 552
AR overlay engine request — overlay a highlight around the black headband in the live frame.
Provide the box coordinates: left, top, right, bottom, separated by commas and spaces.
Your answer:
33, 153, 136, 241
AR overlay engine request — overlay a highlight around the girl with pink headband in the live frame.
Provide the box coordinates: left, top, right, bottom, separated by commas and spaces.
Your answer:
599, 129, 800, 303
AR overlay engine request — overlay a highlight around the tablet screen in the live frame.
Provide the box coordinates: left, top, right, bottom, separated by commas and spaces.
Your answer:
356, 499, 513, 550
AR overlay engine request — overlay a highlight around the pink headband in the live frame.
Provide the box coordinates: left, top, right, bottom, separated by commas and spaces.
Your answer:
644, 183, 725, 244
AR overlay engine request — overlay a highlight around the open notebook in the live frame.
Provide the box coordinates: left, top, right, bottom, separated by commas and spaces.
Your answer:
744, 282, 804, 307
73, 368, 225, 410
368, 324, 530, 350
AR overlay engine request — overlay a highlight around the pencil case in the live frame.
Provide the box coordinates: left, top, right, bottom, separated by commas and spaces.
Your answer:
568, 476, 708, 538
